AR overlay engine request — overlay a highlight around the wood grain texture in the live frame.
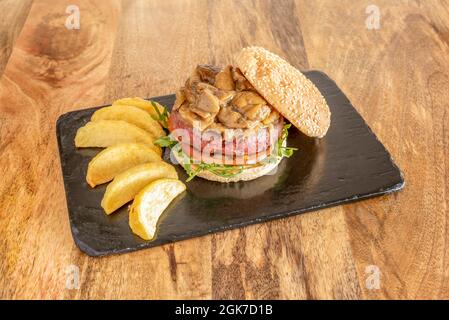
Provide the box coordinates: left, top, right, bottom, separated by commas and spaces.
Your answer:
0, 0, 33, 77
0, 0, 448, 299
297, 0, 449, 299
0, 0, 121, 299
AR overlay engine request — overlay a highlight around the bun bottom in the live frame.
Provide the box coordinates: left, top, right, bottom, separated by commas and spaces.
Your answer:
196, 157, 282, 183
172, 141, 285, 183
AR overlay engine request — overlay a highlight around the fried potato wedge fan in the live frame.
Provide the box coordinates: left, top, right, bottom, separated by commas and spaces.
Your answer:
74, 120, 162, 155
129, 179, 186, 240
91, 105, 165, 139
73, 98, 185, 241
86, 143, 161, 187
101, 162, 178, 214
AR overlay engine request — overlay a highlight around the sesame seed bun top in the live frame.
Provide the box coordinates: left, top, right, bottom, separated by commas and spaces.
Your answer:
235, 46, 331, 138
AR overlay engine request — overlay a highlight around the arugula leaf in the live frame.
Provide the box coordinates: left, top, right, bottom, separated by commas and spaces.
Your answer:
150, 101, 169, 129
262, 123, 298, 164
279, 147, 296, 158
154, 135, 178, 148
277, 123, 298, 158
185, 164, 246, 182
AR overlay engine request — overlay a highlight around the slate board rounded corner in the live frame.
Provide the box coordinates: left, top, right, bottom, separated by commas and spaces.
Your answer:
56, 70, 405, 256
71, 232, 104, 257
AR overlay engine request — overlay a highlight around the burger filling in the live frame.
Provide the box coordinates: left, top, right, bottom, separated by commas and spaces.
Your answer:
158, 64, 296, 181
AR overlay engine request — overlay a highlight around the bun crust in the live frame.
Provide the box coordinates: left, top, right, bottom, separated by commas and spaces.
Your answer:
235, 47, 331, 138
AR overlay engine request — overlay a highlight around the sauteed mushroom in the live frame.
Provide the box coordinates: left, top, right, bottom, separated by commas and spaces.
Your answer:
175, 64, 279, 130
196, 64, 220, 84
215, 65, 235, 91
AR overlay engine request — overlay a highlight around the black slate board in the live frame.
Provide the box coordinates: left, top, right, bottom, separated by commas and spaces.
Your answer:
56, 71, 404, 256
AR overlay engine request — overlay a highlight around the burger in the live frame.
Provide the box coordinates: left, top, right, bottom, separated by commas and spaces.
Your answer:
157, 47, 331, 182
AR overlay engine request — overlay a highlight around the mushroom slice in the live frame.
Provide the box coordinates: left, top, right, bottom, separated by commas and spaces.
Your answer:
185, 69, 201, 87
232, 68, 254, 91
262, 109, 280, 124
178, 104, 214, 129
243, 104, 272, 121
196, 64, 221, 84
232, 91, 267, 108
173, 90, 186, 111
196, 82, 218, 92
216, 90, 236, 104
196, 89, 220, 114
191, 106, 214, 119
183, 85, 197, 104
218, 107, 249, 128
215, 65, 235, 90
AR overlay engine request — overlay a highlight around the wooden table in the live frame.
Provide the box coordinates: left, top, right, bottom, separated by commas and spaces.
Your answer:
0, 0, 448, 300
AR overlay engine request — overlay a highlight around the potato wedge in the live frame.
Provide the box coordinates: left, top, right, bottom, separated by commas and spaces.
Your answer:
91, 105, 165, 139
101, 162, 178, 214
112, 97, 168, 121
86, 143, 161, 187
74, 120, 161, 155
129, 179, 186, 240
